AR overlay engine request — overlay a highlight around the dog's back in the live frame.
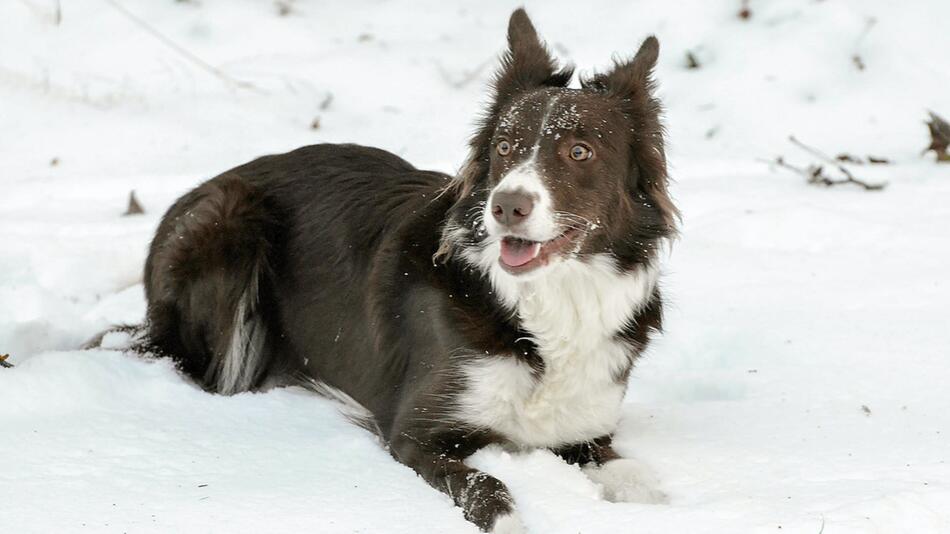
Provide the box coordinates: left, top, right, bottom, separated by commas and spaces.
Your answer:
144, 144, 452, 401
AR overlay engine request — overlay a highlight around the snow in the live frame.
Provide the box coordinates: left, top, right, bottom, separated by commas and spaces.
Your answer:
2, 1, 949, 532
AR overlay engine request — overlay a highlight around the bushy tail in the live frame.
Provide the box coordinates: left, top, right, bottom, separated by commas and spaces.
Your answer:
142, 173, 277, 394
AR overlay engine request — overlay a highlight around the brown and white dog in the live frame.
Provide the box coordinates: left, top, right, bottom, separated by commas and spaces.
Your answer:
139, 9, 677, 533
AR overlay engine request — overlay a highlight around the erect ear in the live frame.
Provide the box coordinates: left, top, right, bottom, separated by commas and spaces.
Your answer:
584, 36, 679, 234
494, 8, 573, 102
588, 36, 659, 98
449, 9, 572, 203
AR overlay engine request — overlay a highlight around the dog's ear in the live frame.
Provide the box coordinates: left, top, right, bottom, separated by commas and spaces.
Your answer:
591, 36, 660, 99
448, 9, 572, 203
495, 9, 572, 103
583, 36, 679, 235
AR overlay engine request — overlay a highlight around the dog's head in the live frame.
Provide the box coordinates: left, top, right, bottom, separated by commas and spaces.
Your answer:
440, 9, 677, 278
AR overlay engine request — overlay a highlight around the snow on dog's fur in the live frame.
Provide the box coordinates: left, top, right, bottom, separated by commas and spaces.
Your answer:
137, 9, 677, 533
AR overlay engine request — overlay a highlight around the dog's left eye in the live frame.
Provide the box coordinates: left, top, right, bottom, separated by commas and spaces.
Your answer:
496, 140, 512, 156
570, 144, 593, 161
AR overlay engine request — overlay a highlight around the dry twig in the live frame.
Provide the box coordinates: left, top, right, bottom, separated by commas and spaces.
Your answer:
123, 190, 145, 216
765, 135, 887, 191
685, 51, 701, 70
851, 17, 876, 71
768, 156, 885, 191
785, 136, 887, 190
924, 111, 950, 162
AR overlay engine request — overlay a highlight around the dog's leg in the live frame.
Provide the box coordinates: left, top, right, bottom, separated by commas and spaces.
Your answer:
554, 437, 668, 504
390, 433, 525, 533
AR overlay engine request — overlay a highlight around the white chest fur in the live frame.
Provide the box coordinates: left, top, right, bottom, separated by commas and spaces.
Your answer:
456, 255, 659, 447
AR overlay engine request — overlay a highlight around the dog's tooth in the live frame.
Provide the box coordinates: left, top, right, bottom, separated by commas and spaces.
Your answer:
530, 242, 541, 259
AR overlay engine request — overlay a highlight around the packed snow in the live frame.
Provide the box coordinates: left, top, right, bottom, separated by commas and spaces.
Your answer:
2, 1, 948, 532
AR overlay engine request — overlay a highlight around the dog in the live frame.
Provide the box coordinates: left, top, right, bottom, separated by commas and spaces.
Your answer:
140, 9, 677, 533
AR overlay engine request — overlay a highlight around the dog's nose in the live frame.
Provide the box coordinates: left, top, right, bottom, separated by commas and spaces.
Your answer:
491, 191, 534, 227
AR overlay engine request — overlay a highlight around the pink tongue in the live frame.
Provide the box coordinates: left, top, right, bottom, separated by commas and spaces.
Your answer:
500, 239, 541, 267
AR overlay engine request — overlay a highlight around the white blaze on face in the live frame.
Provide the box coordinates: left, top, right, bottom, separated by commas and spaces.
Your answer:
484, 95, 564, 242
483, 152, 559, 241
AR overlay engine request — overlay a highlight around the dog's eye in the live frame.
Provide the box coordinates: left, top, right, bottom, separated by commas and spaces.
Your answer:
496, 140, 512, 156
570, 144, 593, 161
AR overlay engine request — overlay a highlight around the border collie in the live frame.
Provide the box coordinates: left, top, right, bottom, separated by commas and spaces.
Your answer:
140, 9, 677, 533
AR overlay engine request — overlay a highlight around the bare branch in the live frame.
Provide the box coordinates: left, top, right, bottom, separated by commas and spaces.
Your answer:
765, 155, 886, 192
788, 136, 837, 165
786, 136, 887, 190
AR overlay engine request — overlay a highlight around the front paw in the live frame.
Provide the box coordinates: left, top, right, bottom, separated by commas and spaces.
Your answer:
583, 458, 669, 504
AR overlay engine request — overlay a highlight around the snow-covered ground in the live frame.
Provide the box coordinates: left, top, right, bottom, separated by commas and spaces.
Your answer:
2, 1, 949, 532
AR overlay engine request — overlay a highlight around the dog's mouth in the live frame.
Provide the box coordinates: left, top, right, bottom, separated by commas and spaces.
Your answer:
498, 228, 581, 275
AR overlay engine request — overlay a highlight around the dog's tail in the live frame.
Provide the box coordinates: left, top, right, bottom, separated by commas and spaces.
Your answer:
141, 174, 278, 394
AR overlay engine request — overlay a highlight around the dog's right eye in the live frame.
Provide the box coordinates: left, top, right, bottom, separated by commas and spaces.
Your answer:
496, 140, 512, 156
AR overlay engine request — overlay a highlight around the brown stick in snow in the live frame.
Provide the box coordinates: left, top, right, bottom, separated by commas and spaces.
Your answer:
766, 156, 886, 191
786, 136, 887, 190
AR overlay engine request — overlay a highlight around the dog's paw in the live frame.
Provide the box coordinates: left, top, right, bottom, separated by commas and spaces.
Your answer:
491, 512, 527, 534
583, 458, 669, 504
